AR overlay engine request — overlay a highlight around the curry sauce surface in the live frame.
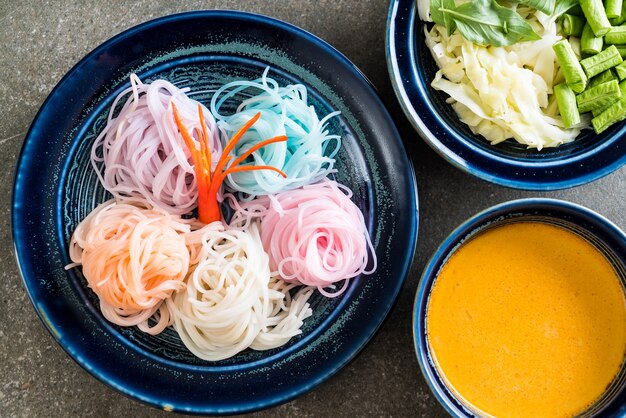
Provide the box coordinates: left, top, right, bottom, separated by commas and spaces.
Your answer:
427, 222, 626, 418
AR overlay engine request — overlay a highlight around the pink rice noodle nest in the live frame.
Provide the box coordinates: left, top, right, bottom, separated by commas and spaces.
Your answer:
227, 179, 377, 297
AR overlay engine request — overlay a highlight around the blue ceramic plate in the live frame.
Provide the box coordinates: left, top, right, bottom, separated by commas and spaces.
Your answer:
414, 199, 626, 417
12, 10, 418, 415
386, 0, 626, 190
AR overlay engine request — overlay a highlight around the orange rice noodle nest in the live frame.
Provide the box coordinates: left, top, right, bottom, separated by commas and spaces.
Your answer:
67, 199, 191, 335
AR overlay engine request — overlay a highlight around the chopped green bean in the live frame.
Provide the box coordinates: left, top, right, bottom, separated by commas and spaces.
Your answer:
554, 40, 588, 93
591, 99, 626, 132
569, 36, 583, 59
591, 99, 619, 116
580, 0, 613, 36
590, 80, 626, 115
614, 45, 626, 58
615, 60, 626, 79
576, 80, 621, 113
562, 14, 586, 37
605, 25, 626, 44
568, 4, 585, 17
580, 45, 623, 78
555, 84, 581, 128
581, 23, 604, 54
590, 77, 626, 116
589, 69, 617, 86
591, 79, 626, 119
606, 0, 623, 19
615, 2, 626, 25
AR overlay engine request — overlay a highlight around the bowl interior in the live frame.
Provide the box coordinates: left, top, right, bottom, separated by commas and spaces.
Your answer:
60, 59, 369, 366
413, 25, 626, 162
387, 0, 626, 189
414, 200, 626, 417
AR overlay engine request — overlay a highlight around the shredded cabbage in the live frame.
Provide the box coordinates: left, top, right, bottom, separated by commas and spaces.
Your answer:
425, 12, 586, 149
417, 0, 431, 22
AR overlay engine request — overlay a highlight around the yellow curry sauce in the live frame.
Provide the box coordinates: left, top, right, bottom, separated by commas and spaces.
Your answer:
427, 222, 626, 418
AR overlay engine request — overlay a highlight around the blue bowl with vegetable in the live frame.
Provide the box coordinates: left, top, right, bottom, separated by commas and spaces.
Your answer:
387, 0, 626, 190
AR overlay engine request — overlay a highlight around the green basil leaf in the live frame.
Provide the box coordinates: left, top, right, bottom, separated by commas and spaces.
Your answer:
552, 0, 580, 17
516, 0, 555, 14
442, 0, 541, 46
430, 0, 457, 35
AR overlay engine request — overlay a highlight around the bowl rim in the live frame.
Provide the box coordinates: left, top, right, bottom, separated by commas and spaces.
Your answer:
386, 0, 626, 191
11, 9, 419, 415
412, 197, 626, 417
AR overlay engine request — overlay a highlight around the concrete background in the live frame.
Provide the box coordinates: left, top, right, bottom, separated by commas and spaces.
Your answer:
1, 1, 624, 417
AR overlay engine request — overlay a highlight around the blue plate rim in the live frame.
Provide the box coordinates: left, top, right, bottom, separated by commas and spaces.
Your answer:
386, 0, 626, 191
11, 9, 419, 415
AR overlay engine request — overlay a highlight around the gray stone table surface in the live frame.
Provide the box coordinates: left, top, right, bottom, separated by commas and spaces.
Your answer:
1, 1, 624, 417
